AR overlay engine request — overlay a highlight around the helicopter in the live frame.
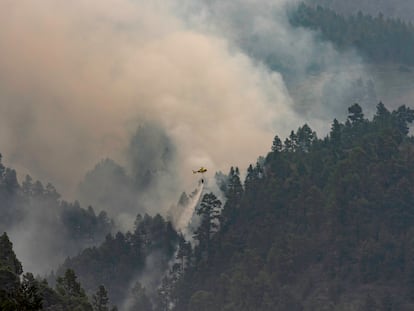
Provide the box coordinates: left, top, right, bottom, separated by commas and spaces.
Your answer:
192, 167, 207, 174
192, 167, 207, 183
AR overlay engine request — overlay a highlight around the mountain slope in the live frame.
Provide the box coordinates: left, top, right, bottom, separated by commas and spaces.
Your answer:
169, 103, 414, 311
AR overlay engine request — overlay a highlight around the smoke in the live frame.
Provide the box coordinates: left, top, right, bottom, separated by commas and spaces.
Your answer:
77, 158, 137, 230
6, 200, 64, 274
0, 0, 388, 276
173, 182, 204, 241
5, 196, 112, 275
121, 251, 168, 311
0, 0, 381, 202
177, 0, 377, 123
0, 0, 299, 204
77, 122, 182, 229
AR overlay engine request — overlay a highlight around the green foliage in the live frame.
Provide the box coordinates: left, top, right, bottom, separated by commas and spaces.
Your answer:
92, 285, 110, 311
56, 269, 85, 298
5, 102, 414, 311
271, 135, 283, 153
220, 168, 243, 228
56, 214, 178, 307
56, 269, 92, 311
0, 155, 25, 227
0, 234, 73, 311
0, 232, 23, 275
194, 193, 222, 261
348, 103, 365, 124
0, 155, 114, 264
170, 103, 414, 310
290, 3, 414, 65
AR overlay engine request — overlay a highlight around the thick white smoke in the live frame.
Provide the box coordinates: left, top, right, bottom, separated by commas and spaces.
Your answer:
177, 0, 377, 122
175, 183, 204, 240
0, 0, 298, 202
0, 0, 384, 276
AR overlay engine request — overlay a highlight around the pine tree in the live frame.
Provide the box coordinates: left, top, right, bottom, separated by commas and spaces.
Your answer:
348, 103, 364, 124
56, 269, 92, 310
0, 232, 23, 275
194, 193, 222, 261
220, 167, 243, 227
271, 135, 283, 153
17, 273, 43, 310
296, 124, 316, 152
92, 285, 110, 311
0, 234, 43, 311
330, 119, 342, 145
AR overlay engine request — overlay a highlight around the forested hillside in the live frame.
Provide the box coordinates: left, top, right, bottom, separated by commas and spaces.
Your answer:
290, 3, 414, 65
304, 0, 414, 22
55, 213, 178, 308
3, 0, 414, 311
0, 210, 178, 310
3, 103, 414, 310
0, 232, 115, 310
0, 158, 113, 273
165, 103, 414, 311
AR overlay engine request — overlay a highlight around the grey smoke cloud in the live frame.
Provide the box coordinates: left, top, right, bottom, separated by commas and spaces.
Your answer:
0, 0, 299, 202
178, 0, 377, 122
0, 0, 394, 281
0, 0, 381, 254
77, 123, 181, 230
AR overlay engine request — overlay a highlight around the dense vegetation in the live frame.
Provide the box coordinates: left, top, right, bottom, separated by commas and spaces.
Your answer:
56, 213, 178, 308
0, 211, 178, 310
0, 157, 113, 258
0, 232, 118, 310
290, 3, 414, 65
165, 103, 414, 310
3, 102, 414, 310
304, 0, 414, 23
2, 2, 414, 310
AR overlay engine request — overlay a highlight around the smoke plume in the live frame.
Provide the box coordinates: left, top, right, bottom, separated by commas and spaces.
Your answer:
0, 0, 298, 202
0, 0, 388, 275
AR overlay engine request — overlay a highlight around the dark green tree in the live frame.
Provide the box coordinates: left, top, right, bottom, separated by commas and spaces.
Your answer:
296, 124, 317, 152
56, 269, 84, 298
393, 105, 414, 135
56, 269, 92, 311
0, 232, 22, 275
194, 193, 222, 261
271, 135, 283, 153
92, 285, 110, 311
330, 118, 342, 148
0, 234, 43, 311
176, 234, 192, 272
220, 167, 243, 227
348, 103, 364, 124
0, 233, 23, 310
16, 273, 43, 310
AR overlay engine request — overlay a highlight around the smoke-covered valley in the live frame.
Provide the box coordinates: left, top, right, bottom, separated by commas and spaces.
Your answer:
1, 0, 414, 305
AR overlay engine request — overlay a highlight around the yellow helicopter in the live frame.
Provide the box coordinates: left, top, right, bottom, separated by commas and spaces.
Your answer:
192, 167, 207, 174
